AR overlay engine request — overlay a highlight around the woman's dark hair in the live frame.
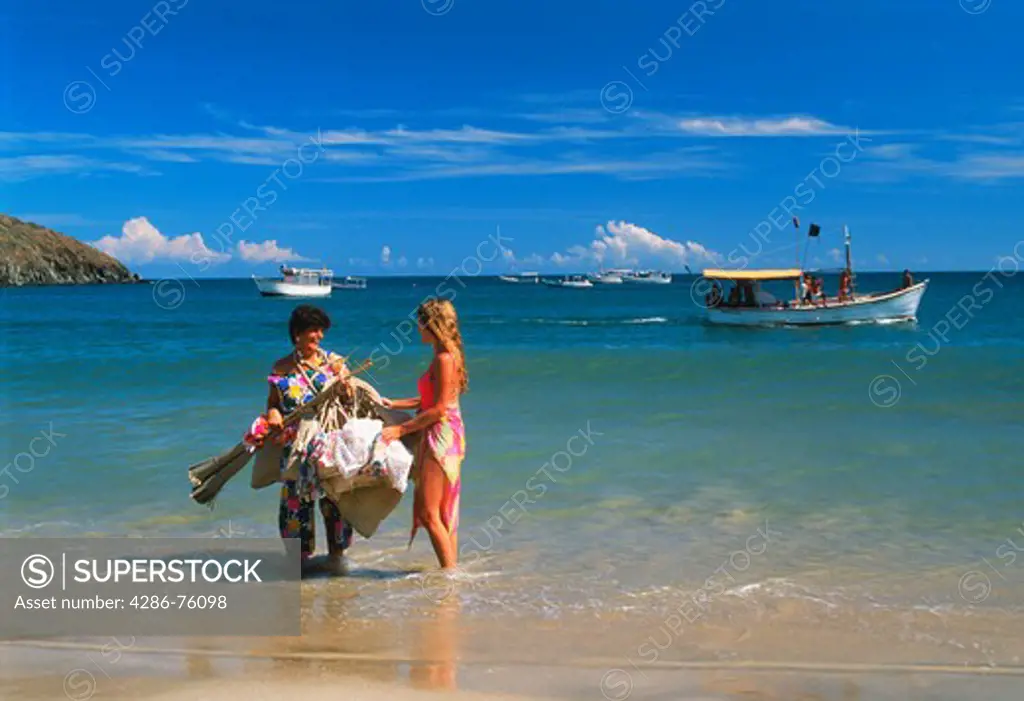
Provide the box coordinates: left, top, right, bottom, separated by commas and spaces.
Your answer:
289, 305, 331, 343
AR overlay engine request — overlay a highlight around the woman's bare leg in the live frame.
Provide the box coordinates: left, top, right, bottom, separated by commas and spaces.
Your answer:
449, 529, 458, 566
416, 455, 457, 569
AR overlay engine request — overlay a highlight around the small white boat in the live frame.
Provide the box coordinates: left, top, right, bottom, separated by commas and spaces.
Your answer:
332, 276, 367, 290
498, 272, 540, 284
623, 270, 672, 285
587, 269, 629, 284
542, 275, 594, 289
253, 266, 333, 298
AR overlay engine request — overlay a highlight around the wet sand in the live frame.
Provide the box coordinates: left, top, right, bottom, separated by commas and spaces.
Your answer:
4, 595, 1024, 701
3, 640, 1024, 701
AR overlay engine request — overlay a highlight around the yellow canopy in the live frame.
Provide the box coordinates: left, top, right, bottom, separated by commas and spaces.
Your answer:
702, 268, 803, 281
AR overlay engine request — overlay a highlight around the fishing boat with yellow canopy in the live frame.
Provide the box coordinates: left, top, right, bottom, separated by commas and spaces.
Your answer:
698, 266, 927, 326
697, 223, 927, 326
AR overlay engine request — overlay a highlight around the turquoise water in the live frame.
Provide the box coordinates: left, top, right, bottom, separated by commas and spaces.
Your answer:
2, 273, 1023, 618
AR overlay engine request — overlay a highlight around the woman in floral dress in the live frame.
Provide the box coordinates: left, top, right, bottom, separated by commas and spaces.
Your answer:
263, 305, 353, 575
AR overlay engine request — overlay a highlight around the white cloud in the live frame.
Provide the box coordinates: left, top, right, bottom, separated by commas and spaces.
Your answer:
397, 256, 408, 268
828, 248, 842, 263
877, 254, 890, 265
416, 256, 435, 269
380, 245, 392, 265
546, 221, 720, 270
348, 257, 371, 267
236, 239, 310, 263
676, 116, 851, 137
91, 217, 230, 265
589, 221, 721, 268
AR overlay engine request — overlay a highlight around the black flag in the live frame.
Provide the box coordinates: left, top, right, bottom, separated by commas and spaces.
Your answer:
808, 223, 820, 237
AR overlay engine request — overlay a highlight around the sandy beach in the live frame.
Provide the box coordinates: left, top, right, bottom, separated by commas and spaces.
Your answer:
4, 636, 1024, 701
4, 587, 1024, 701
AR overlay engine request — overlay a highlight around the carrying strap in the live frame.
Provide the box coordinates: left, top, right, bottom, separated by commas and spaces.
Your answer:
293, 348, 331, 397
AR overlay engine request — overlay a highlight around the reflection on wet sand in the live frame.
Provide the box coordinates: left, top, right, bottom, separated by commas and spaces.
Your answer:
702, 672, 869, 701
216, 576, 462, 692
409, 597, 460, 691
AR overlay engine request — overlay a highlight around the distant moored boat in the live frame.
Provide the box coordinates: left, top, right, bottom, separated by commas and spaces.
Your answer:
498, 272, 540, 284
542, 275, 594, 289
252, 265, 333, 298
622, 270, 672, 285
332, 276, 367, 290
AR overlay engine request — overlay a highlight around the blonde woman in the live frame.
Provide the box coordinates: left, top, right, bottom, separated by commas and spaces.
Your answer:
380, 298, 468, 571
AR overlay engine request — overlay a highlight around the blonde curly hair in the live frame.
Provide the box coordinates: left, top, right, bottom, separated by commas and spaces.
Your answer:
417, 298, 468, 393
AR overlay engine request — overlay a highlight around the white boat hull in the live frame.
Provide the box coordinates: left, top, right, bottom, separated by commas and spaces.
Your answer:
543, 280, 593, 289
332, 277, 367, 290
499, 275, 539, 284
705, 281, 927, 326
253, 277, 332, 298
623, 274, 672, 284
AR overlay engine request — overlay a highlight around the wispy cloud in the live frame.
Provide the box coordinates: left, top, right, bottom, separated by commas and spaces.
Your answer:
859, 141, 1024, 182
13, 109, 1024, 186
0, 155, 150, 181
951, 153, 1024, 180
675, 115, 855, 137
0, 111, 842, 183
321, 148, 729, 183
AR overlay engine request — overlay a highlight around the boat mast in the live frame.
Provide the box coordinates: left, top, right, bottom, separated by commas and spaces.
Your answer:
844, 225, 854, 293
794, 217, 801, 302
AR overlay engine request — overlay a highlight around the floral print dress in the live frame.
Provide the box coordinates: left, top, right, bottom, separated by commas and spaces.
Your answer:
268, 350, 352, 558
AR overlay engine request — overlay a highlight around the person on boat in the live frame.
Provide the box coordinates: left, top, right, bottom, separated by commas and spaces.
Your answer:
727, 284, 741, 307
261, 305, 354, 575
838, 269, 852, 302
800, 273, 814, 305
704, 282, 723, 308
807, 276, 826, 306
738, 281, 757, 307
379, 298, 468, 572
902, 269, 914, 289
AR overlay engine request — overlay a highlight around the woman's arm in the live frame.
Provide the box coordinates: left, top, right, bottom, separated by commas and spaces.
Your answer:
391, 353, 458, 437
266, 381, 282, 415
385, 397, 421, 410
255, 376, 285, 446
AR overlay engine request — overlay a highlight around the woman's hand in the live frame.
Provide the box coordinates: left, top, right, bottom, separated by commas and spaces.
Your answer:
329, 357, 350, 380
264, 408, 289, 445
380, 425, 404, 444
266, 408, 284, 431
377, 396, 394, 409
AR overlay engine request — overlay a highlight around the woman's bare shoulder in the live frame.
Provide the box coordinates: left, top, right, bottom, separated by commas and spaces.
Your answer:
270, 353, 295, 375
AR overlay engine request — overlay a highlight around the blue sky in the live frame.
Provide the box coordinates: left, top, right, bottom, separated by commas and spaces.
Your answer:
3, 0, 1023, 276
